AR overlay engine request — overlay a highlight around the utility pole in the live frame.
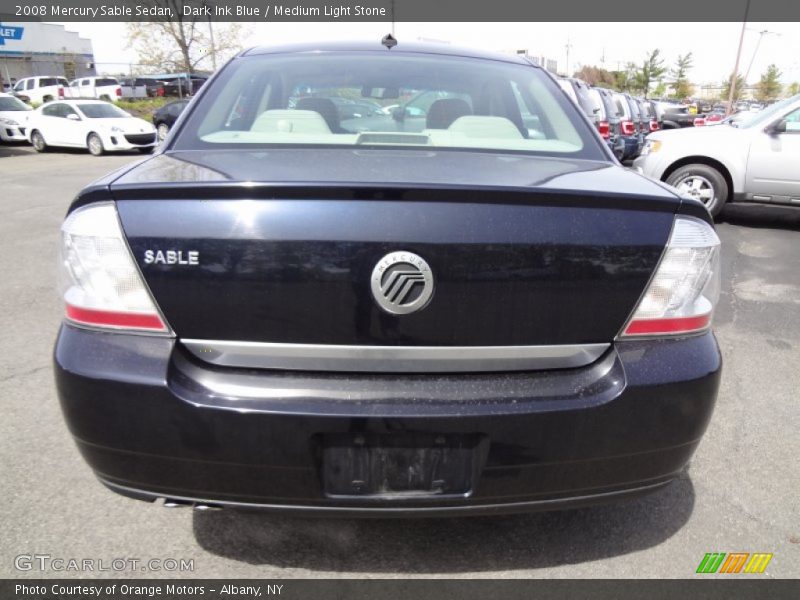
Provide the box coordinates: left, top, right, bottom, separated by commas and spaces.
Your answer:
726, 0, 750, 115
564, 38, 572, 77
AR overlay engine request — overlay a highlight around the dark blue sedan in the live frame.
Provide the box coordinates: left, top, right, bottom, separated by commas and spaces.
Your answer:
54, 41, 721, 516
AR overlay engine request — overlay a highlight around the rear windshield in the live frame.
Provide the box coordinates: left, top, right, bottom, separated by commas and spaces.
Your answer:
95, 78, 119, 86
570, 82, 597, 119
173, 52, 604, 158
77, 103, 129, 118
0, 96, 31, 111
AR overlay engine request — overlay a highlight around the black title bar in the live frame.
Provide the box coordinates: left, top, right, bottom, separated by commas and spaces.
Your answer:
1, 0, 799, 22
3, 579, 800, 600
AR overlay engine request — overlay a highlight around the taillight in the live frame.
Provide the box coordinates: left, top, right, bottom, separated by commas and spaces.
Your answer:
620, 216, 720, 337
157, 87, 165, 97
58, 87, 64, 98
694, 117, 706, 127
598, 121, 610, 139
59, 203, 172, 334
649, 119, 660, 132
620, 120, 635, 135
116, 87, 122, 96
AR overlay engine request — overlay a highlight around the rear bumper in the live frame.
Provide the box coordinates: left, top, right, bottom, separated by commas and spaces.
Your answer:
54, 324, 721, 516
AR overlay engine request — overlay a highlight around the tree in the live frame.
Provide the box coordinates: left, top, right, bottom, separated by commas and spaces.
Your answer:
633, 49, 666, 98
126, 1, 246, 74
671, 52, 694, 100
787, 82, 800, 98
755, 64, 782, 103
611, 63, 638, 93
651, 80, 667, 99
572, 65, 616, 87
722, 74, 746, 103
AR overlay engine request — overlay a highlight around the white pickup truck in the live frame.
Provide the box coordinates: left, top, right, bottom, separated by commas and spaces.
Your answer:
68, 77, 122, 102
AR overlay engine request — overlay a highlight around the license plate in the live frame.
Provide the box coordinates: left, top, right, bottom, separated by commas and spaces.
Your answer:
321, 433, 482, 498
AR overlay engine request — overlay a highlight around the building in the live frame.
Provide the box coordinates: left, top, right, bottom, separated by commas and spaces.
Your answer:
0, 21, 95, 87
508, 50, 558, 74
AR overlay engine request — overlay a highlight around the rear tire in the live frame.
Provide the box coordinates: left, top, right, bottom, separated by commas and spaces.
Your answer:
666, 164, 728, 218
87, 133, 105, 156
30, 130, 48, 153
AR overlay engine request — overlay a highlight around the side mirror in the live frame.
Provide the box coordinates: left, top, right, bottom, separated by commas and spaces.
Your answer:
391, 106, 405, 122
66, 113, 80, 121
767, 119, 787, 135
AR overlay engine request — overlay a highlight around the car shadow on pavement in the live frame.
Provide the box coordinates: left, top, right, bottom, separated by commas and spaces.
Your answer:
0, 143, 34, 158
719, 204, 800, 231
192, 474, 694, 573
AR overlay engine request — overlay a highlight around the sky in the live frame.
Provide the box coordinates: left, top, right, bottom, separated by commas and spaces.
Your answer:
55, 21, 800, 86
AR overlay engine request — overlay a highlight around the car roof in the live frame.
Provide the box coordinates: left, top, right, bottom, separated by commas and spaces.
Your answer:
49, 99, 111, 105
242, 40, 536, 67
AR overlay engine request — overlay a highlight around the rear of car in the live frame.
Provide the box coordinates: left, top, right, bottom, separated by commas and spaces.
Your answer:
70, 77, 123, 102
588, 87, 623, 160
639, 98, 659, 133
54, 43, 721, 515
120, 78, 149, 99
612, 92, 640, 159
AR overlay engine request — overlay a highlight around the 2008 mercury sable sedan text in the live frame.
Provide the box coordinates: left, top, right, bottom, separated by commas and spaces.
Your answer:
54, 41, 722, 516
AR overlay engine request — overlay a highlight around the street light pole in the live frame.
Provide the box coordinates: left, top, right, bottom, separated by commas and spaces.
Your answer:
564, 38, 572, 77
726, 0, 751, 116
743, 29, 779, 83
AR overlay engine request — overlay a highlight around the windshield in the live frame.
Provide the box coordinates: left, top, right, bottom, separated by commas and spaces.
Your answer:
77, 103, 129, 119
173, 52, 603, 158
0, 96, 31, 111
737, 94, 800, 129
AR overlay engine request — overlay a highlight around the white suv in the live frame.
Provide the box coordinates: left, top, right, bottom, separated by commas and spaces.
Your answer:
12, 76, 70, 104
68, 77, 122, 102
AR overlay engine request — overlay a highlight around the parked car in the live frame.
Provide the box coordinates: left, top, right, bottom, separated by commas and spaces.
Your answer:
11, 76, 70, 104
120, 77, 152, 99
557, 78, 599, 124
635, 93, 800, 216
68, 77, 122, 102
26, 99, 157, 156
705, 108, 727, 125
152, 99, 189, 140
53, 41, 722, 516
0, 92, 32, 142
588, 86, 624, 159
612, 92, 642, 159
639, 98, 660, 133
657, 103, 706, 129
154, 75, 208, 98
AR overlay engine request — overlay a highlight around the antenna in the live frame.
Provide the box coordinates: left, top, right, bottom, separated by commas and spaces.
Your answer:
382, 34, 397, 50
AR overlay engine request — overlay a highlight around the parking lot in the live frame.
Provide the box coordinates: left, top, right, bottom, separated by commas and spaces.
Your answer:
1, 144, 798, 579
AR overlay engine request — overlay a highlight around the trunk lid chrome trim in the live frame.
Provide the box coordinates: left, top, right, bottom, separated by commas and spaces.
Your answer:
181, 339, 610, 373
